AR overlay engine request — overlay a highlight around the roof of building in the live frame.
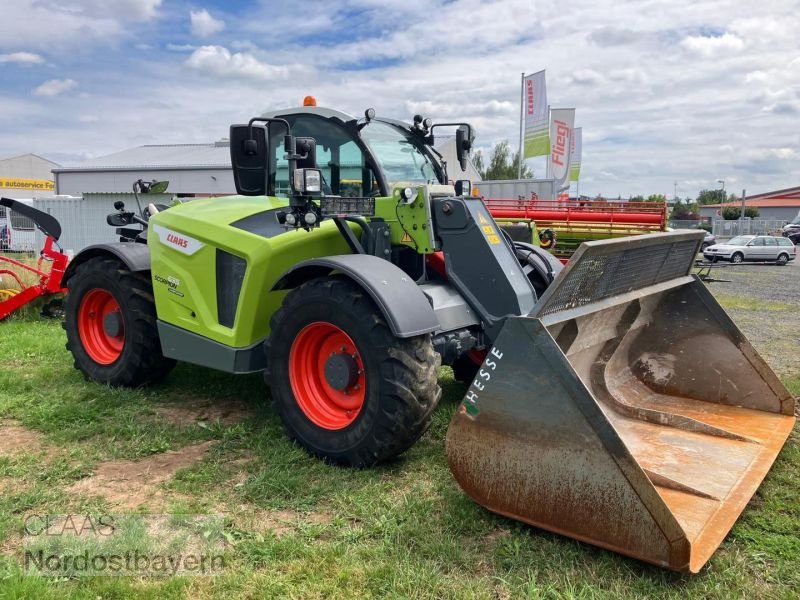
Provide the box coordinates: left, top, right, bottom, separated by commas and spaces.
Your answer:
53, 142, 232, 172
0, 152, 60, 166
702, 185, 800, 208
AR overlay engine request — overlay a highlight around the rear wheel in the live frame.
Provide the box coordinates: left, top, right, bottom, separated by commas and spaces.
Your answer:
731, 252, 744, 264
63, 257, 175, 386
776, 253, 789, 266
266, 277, 441, 467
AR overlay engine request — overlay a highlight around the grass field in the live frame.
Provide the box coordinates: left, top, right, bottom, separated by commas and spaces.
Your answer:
0, 280, 798, 598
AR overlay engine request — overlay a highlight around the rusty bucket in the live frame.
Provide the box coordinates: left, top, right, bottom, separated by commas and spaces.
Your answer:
447, 231, 795, 572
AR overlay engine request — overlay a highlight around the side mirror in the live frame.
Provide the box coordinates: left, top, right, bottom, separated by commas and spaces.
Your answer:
148, 181, 169, 194
455, 125, 473, 172
230, 124, 269, 196
454, 180, 471, 197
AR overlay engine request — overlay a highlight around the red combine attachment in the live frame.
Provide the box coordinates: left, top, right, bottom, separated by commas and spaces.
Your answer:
484, 198, 668, 259
0, 198, 68, 320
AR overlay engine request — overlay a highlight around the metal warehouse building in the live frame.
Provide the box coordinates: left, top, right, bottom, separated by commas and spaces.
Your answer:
53, 141, 234, 196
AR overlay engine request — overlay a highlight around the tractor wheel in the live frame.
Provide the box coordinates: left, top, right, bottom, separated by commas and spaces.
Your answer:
266, 276, 441, 467
63, 257, 175, 386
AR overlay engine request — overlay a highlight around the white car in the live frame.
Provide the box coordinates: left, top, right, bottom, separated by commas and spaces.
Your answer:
703, 234, 796, 265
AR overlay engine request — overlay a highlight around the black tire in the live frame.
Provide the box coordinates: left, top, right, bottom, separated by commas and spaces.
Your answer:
63, 257, 175, 386
776, 253, 789, 266
266, 276, 441, 467
701, 242, 711, 250
513, 241, 563, 299
731, 252, 744, 264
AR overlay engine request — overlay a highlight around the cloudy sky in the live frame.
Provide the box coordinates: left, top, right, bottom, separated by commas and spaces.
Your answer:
1, 0, 798, 198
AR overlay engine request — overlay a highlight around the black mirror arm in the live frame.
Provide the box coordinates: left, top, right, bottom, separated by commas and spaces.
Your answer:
247, 117, 290, 141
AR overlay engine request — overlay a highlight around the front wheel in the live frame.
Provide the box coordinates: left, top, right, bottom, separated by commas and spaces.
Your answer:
63, 257, 175, 386
731, 252, 744, 264
776, 253, 789, 266
266, 277, 441, 467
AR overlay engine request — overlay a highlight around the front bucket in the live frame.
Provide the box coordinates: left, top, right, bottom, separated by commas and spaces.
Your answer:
447, 231, 795, 572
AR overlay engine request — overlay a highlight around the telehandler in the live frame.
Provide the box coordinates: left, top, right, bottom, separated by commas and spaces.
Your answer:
61, 104, 795, 572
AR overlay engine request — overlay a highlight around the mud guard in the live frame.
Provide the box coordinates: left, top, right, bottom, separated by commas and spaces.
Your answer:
272, 254, 439, 338
62, 243, 151, 284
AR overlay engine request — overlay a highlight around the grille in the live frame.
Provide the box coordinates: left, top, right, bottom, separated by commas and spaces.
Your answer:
535, 235, 700, 318
320, 196, 375, 217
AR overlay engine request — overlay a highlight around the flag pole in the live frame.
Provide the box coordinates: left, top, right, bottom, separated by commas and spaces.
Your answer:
517, 72, 524, 179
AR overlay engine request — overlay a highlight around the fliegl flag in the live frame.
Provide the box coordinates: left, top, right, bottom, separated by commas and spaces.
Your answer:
523, 70, 549, 158
569, 127, 582, 182
548, 108, 575, 192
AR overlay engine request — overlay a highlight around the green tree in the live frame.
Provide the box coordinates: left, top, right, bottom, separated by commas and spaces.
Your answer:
670, 200, 700, 221
629, 195, 645, 202
696, 189, 727, 205
646, 193, 668, 203
474, 141, 533, 180
722, 206, 760, 220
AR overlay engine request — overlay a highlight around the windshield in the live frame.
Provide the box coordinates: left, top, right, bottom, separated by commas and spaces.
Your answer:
361, 121, 440, 186
726, 236, 753, 246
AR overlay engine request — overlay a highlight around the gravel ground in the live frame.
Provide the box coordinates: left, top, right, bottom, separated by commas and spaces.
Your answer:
705, 257, 799, 378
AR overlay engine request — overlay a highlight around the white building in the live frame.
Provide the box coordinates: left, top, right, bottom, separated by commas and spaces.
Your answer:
0, 153, 58, 197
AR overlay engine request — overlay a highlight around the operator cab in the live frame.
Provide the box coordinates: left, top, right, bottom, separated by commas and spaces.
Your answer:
259, 106, 448, 199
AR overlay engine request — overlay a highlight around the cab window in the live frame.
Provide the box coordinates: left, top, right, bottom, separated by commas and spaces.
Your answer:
271, 115, 378, 197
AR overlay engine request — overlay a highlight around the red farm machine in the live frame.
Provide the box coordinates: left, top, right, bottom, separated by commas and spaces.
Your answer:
0, 198, 68, 320
484, 197, 668, 261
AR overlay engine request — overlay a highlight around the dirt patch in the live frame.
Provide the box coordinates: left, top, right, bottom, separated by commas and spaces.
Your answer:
68, 441, 215, 509
225, 504, 333, 537
151, 399, 253, 427
0, 420, 47, 457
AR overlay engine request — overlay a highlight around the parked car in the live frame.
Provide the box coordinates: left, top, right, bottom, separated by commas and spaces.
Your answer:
702, 231, 716, 250
703, 234, 796, 265
782, 214, 800, 235
786, 230, 800, 246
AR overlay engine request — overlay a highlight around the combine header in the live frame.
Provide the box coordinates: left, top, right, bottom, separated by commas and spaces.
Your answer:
485, 197, 667, 259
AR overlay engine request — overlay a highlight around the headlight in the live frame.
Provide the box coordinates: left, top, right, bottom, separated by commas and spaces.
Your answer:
293, 168, 322, 194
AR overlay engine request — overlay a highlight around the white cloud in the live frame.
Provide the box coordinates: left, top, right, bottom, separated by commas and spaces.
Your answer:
0, 0, 162, 50
185, 46, 296, 81
190, 9, 225, 38
680, 33, 745, 57
0, 52, 44, 65
34, 79, 78, 97
73, 0, 162, 22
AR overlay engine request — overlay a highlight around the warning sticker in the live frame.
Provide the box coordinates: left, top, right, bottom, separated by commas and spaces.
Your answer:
401, 232, 413, 243
477, 210, 500, 244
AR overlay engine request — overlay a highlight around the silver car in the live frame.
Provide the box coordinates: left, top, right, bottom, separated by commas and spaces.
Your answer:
703, 234, 796, 265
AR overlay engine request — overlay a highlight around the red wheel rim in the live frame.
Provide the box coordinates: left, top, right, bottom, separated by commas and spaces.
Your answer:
289, 322, 366, 430
78, 288, 124, 365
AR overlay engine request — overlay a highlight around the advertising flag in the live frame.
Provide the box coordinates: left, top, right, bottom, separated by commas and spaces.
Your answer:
569, 127, 582, 182
523, 71, 549, 158
547, 108, 575, 192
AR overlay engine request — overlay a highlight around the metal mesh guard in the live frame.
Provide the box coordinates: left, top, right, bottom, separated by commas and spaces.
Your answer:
320, 196, 376, 217
534, 231, 703, 317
